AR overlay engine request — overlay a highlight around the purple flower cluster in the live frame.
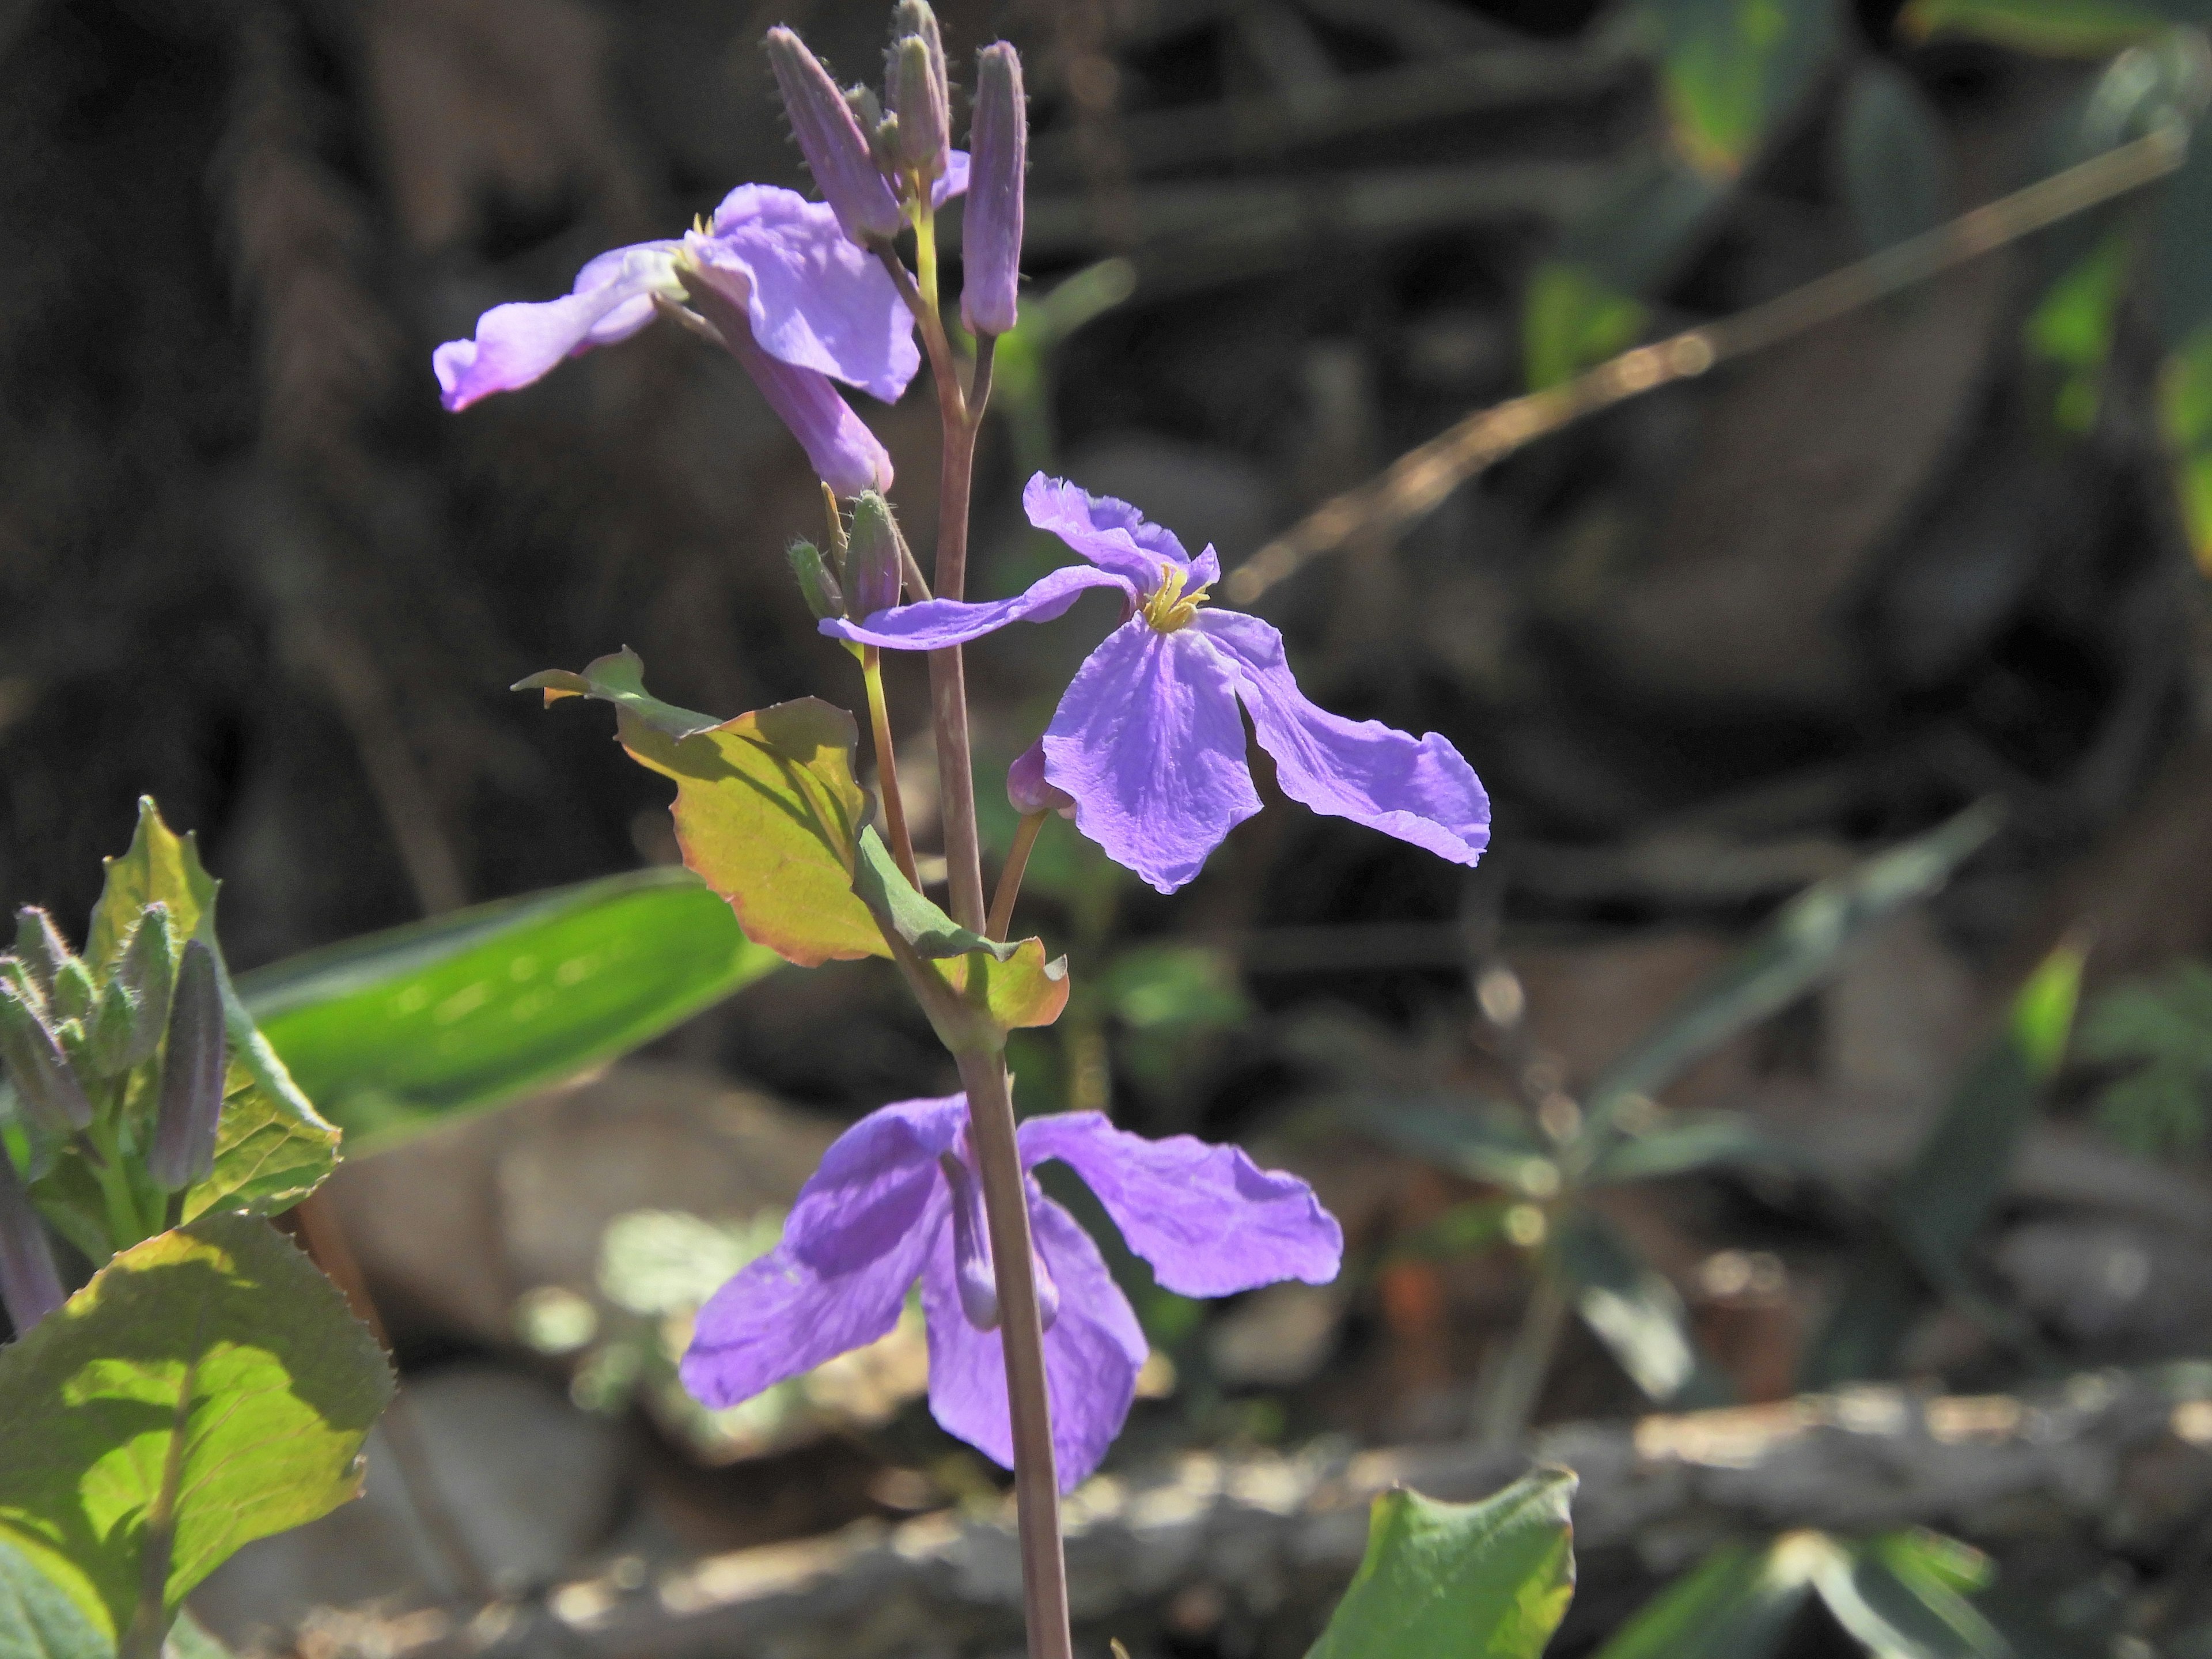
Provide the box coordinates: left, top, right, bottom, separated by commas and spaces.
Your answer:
680, 1094, 1341, 1487
828, 476, 1493, 891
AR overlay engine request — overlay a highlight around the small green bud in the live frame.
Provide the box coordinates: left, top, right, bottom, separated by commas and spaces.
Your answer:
787, 539, 847, 622
846, 491, 907, 619
49, 957, 95, 1027
88, 904, 175, 1075
0, 980, 92, 1133
0, 957, 47, 1024
150, 940, 226, 1191
891, 33, 949, 181
12, 907, 70, 998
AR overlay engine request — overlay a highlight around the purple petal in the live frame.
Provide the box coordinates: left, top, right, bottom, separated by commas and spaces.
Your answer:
434, 242, 680, 411
1197, 610, 1491, 866
722, 324, 895, 497
920, 1190, 1146, 1488
783, 1093, 965, 1273
1042, 622, 1259, 893
931, 149, 971, 207
697, 185, 919, 403
1022, 474, 1195, 588
1020, 1113, 1343, 1297
681, 1192, 945, 1408
821, 563, 1130, 650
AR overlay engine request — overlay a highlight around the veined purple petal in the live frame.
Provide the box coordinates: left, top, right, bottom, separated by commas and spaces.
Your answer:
680, 1195, 942, 1408
1020, 1113, 1343, 1297
697, 186, 919, 403
722, 323, 895, 497
783, 1093, 965, 1273
1196, 611, 1491, 867
1042, 622, 1259, 893
1023, 474, 1195, 588
919, 1188, 1145, 1488
434, 242, 681, 411
821, 562, 1130, 649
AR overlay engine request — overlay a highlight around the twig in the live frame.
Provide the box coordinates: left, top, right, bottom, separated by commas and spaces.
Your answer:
1225, 125, 2190, 606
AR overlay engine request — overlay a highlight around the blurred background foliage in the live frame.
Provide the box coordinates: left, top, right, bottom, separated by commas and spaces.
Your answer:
17, 0, 2212, 1653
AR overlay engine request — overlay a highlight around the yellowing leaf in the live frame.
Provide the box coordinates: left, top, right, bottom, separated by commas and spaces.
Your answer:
85, 800, 217, 975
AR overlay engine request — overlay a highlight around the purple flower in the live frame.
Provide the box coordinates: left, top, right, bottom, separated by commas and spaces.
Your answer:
823, 475, 1493, 892
680, 1094, 1341, 1488
432, 185, 929, 495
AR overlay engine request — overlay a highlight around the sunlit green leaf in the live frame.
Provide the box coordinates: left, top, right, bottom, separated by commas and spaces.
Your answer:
84, 801, 215, 979
1555, 1209, 1727, 1406
1582, 801, 2002, 1153
514, 647, 722, 740
1306, 1472, 1577, 1659
2025, 232, 2132, 434
1524, 261, 1647, 391
851, 830, 1019, 963
1591, 1538, 1818, 1659
1835, 60, 1955, 256
1812, 1533, 2009, 1659
1642, 0, 1842, 179
940, 941, 1071, 1033
239, 869, 779, 1152
1900, 0, 2169, 55
0, 1214, 392, 1645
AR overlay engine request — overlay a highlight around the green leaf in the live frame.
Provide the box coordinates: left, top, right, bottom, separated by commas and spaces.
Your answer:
2025, 232, 2132, 434
851, 829, 1020, 962
1812, 1533, 2009, 1659
1835, 60, 1956, 256
513, 647, 722, 740
1358, 1099, 1559, 1196
1590, 1539, 1817, 1659
1581, 801, 2002, 1153
0, 1538, 107, 1659
1524, 262, 1648, 391
1642, 0, 1842, 179
940, 940, 1071, 1033
0, 1214, 393, 1644
1900, 0, 2169, 55
1306, 1472, 1577, 1659
1099, 945, 1249, 1035
1555, 1209, 1727, 1406
2161, 324, 2212, 571
1559, 155, 1732, 298
1802, 943, 2082, 1386
1585, 1110, 1795, 1185
84, 803, 215, 979
238, 869, 779, 1152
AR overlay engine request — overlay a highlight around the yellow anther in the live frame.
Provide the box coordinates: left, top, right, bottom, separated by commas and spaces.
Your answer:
1141, 565, 1210, 633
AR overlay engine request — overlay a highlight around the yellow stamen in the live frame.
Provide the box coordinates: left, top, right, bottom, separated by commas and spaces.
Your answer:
1141, 566, 1210, 633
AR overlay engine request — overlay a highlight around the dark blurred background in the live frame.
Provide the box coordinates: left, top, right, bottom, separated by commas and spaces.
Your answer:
14, 0, 2212, 1653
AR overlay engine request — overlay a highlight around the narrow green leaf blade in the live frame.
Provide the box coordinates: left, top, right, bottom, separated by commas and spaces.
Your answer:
1900, 0, 2168, 55
851, 829, 1019, 961
1306, 1471, 1577, 1659
1835, 60, 1955, 255
1590, 1539, 1819, 1659
1355, 1098, 1558, 1194
0, 1539, 107, 1659
1586, 1110, 1797, 1185
1813, 1533, 2010, 1659
239, 869, 779, 1151
514, 647, 722, 740
0, 1214, 393, 1641
1645, 0, 1842, 179
1556, 1208, 1729, 1406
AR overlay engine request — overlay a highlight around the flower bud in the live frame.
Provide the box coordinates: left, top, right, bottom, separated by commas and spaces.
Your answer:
889, 12, 950, 183
846, 492, 907, 620
1007, 739, 1074, 818
961, 43, 1027, 336
49, 957, 94, 1026
0, 1145, 64, 1336
787, 539, 846, 622
0, 979, 93, 1133
765, 27, 904, 246
12, 907, 70, 998
86, 904, 174, 1076
149, 940, 226, 1191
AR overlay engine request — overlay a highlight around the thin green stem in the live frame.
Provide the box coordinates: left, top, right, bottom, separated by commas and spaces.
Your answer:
862, 647, 919, 888
85, 1121, 146, 1253
1474, 1244, 1571, 1446
988, 811, 1047, 942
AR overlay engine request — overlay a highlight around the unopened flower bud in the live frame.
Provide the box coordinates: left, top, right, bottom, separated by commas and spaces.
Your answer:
961, 43, 1027, 336
12, 907, 70, 998
149, 940, 226, 1191
0, 979, 93, 1133
889, 14, 950, 183
765, 27, 904, 246
846, 492, 907, 620
1007, 739, 1074, 818
0, 1145, 63, 1336
87, 904, 174, 1076
787, 539, 846, 622
49, 957, 94, 1025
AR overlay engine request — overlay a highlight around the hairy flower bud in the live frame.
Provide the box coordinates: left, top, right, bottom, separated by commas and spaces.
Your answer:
0, 979, 93, 1133
49, 957, 94, 1026
889, 12, 950, 183
0, 1145, 63, 1336
149, 940, 226, 1191
12, 907, 70, 998
787, 539, 846, 622
961, 43, 1027, 336
845, 492, 907, 620
86, 903, 174, 1076
765, 27, 904, 246
1007, 739, 1074, 818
